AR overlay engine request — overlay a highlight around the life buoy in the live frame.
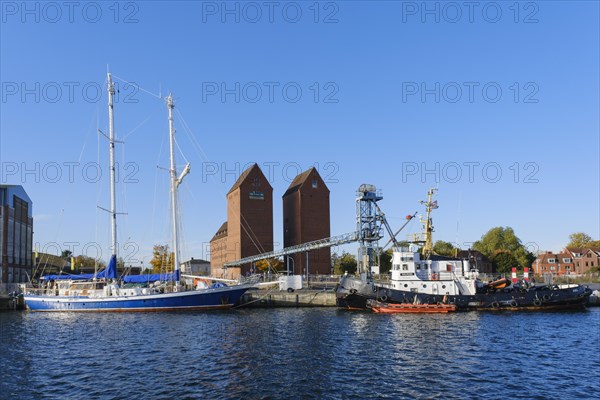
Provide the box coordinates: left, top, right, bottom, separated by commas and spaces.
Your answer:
542, 294, 550, 301
431, 272, 437, 280
510, 300, 518, 307
491, 301, 500, 308
380, 295, 388, 302
534, 299, 542, 306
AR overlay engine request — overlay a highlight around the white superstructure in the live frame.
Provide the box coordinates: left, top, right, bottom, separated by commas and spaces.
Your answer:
386, 244, 480, 296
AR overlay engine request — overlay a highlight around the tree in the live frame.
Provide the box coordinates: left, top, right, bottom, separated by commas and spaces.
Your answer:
379, 249, 393, 274
340, 252, 357, 275
473, 227, 533, 270
149, 244, 174, 273
73, 255, 105, 271
333, 251, 357, 275
567, 232, 600, 249
433, 240, 457, 257
255, 258, 284, 272
61, 250, 73, 259
491, 252, 518, 274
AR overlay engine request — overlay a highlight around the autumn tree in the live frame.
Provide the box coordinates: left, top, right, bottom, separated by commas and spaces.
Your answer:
567, 232, 600, 249
255, 258, 284, 272
473, 227, 534, 271
73, 255, 106, 270
149, 244, 174, 273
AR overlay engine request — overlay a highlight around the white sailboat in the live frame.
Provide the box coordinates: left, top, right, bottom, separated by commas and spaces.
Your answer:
23, 73, 252, 311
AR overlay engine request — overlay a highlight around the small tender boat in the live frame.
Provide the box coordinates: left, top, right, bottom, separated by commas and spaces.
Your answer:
368, 300, 457, 313
484, 277, 512, 290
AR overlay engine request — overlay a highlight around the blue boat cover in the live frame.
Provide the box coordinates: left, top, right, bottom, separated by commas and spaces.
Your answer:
122, 270, 179, 284
42, 255, 118, 281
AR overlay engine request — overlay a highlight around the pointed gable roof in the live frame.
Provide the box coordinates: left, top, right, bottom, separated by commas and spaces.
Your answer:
210, 221, 228, 242
283, 167, 329, 197
582, 247, 600, 256
226, 163, 272, 195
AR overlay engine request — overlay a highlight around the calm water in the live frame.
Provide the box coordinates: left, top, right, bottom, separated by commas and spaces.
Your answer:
1, 308, 599, 399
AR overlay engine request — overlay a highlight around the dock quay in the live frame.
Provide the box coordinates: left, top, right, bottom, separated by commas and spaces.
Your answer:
0, 294, 24, 311
238, 289, 337, 308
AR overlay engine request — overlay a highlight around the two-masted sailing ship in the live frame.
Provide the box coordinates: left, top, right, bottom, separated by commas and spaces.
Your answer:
23, 73, 251, 311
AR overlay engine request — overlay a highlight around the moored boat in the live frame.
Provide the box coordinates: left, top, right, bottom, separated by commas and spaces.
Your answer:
23, 73, 251, 312
367, 299, 457, 313
336, 188, 593, 311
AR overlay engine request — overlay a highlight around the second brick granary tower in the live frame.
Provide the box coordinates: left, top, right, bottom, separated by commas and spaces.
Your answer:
282, 167, 331, 275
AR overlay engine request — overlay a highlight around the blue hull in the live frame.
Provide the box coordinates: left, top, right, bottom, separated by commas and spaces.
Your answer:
24, 286, 250, 312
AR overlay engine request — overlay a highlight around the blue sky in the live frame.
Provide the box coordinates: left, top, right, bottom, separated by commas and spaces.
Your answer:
1, 1, 598, 267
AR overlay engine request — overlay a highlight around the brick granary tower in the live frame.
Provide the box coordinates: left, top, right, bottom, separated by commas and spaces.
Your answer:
282, 167, 331, 275
210, 164, 273, 278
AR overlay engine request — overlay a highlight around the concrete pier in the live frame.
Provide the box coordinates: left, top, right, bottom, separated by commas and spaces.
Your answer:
239, 289, 336, 308
0, 294, 23, 311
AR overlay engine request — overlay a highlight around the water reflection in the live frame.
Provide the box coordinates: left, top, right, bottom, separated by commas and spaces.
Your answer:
1, 309, 598, 399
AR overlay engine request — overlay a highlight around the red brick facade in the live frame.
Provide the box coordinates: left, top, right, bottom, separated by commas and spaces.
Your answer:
533, 252, 575, 276
283, 168, 331, 275
210, 164, 273, 279
571, 248, 600, 274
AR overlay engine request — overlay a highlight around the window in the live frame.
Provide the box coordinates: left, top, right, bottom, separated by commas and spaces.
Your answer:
550, 266, 555, 270
548, 258, 556, 263
588, 253, 592, 258
312, 179, 318, 189
563, 258, 571, 263
402, 264, 408, 271
424, 264, 429, 270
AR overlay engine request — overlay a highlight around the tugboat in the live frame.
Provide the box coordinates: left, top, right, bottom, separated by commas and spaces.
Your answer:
336, 188, 592, 311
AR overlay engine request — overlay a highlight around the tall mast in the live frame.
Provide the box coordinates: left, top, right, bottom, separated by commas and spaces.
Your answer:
107, 73, 117, 258
167, 94, 180, 276
420, 188, 437, 257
